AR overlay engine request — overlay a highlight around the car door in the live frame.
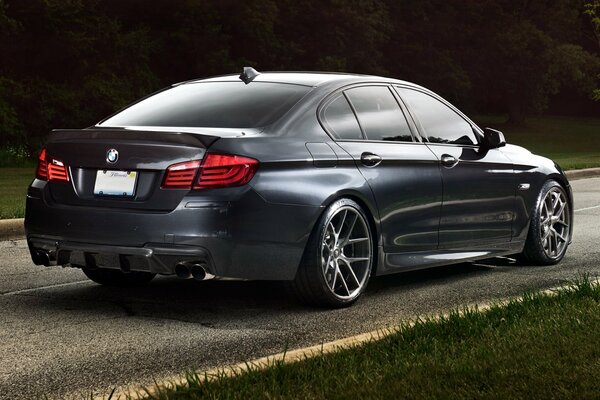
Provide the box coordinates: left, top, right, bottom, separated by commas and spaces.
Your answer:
396, 86, 516, 249
320, 85, 443, 256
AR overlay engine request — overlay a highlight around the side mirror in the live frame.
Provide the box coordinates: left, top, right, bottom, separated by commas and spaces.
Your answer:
482, 128, 506, 149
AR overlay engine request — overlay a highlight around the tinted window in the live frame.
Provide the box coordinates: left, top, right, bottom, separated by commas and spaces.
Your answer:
100, 82, 310, 129
321, 94, 363, 140
397, 88, 477, 145
345, 86, 413, 142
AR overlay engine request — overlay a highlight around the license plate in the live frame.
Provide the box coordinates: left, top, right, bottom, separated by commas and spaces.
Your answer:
94, 170, 137, 197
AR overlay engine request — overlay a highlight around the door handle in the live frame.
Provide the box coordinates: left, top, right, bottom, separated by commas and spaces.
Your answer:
440, 154, 458, 168
360, 152, 382, 167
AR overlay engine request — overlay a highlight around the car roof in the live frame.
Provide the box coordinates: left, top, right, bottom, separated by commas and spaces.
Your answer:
177, 71, 417, 88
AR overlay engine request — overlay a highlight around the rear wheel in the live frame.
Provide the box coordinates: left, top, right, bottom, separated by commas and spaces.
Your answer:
289, 198, 374, 308
81, 267, 156, 286
520, 180, 571, 265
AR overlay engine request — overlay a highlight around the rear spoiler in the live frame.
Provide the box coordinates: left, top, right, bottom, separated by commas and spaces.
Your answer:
49, 128, 220, 148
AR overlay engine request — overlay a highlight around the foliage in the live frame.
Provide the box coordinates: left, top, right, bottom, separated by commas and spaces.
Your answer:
0, 0, 599, 150
585, 1, 600, 100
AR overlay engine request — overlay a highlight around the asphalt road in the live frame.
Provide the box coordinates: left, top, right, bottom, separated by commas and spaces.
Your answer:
1, 177, 599, 399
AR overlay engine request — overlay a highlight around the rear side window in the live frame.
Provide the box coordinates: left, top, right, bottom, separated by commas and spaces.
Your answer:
321, 94, 363, 140
345, 86, 413, 142
397, 88, 477, 145
99, 82, 311, 129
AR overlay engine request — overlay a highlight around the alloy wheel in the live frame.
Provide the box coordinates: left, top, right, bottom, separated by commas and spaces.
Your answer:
320, 206, 372, 299
539, 187, 570, 259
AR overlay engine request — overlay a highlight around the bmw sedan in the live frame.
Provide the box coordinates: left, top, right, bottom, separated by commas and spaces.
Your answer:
25, 68, 573, 307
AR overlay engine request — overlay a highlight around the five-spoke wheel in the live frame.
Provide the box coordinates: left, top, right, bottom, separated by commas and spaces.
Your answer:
289, 198, 374, 307
521, 180, 571, 264
539, 186, 570, 259
321, 205, 372, 300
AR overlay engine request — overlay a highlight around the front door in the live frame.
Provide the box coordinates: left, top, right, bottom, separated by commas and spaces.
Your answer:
397, 86, 515, 248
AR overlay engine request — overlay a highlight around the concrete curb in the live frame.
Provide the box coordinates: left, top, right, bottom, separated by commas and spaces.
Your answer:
564, 167, 600, 181
0, 218, 24, 241
2, 167, 600, 241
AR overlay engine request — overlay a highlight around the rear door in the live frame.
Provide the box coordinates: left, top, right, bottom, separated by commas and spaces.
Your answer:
321, 84, 442, 254
396, 86, 516, 248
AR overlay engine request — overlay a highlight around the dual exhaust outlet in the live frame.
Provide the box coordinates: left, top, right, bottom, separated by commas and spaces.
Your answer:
34, 249, 214, 281
175, 262, 214, 281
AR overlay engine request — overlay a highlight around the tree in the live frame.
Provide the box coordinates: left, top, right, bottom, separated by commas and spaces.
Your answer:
0, 0, 24, 146
585, 1, 600, 100
381, 0, 600, 123
470, 0, 600, 123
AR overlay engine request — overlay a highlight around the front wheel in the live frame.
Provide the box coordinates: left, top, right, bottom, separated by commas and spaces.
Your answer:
81, 267, 156, 286
520, 180, 572, 265
289, 198, 374, 308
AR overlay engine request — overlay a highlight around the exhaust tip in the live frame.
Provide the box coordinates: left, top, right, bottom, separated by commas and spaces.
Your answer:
191, 263, 215, 281
175, 263, 192, 279
35, 250, 51, 266
191, 263, 207, 281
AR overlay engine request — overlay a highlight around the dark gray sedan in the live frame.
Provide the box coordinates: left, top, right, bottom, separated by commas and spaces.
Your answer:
25, 68, 573, 307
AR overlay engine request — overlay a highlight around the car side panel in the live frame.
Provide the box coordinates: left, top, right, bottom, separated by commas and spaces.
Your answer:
425, 144, 516, 248
335, 141, 442, 254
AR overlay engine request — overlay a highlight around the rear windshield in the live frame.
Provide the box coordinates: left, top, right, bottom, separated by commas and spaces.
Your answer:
99, 81, 311, 129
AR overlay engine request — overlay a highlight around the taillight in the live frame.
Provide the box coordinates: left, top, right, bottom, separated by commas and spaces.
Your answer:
194, 154, 258, 189
48, 158, 69, 182
162, 154, 258, 190
35, 148, 69, 183
162, 160, 201, 189
36, 148, 48, 180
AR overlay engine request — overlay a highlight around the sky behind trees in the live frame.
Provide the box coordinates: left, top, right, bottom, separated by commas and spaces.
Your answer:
0, 0, 599, 148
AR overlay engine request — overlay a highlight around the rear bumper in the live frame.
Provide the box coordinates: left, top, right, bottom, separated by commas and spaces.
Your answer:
25, 181, 322, 280
27, 237, 214, 275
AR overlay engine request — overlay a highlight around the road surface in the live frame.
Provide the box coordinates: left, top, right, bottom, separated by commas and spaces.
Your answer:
0, 177, 599, 399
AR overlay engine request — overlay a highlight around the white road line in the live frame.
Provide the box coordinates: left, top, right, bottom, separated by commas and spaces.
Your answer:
2, 280, 90, 296
574, 205, 600, 213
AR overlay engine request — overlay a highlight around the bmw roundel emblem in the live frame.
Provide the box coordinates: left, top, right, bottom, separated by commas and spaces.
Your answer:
106, 148, 119, 164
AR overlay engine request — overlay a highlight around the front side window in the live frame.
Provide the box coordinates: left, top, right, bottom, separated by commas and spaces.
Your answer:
345, 86, 413, 142
321, 94, 363, 140
397, 88, 477, 146
99, 82, 311, 129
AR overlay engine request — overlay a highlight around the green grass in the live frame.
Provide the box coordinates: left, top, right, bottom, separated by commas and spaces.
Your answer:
0, 167, 34, 219
475, 115, 600, 170
138, 278, 600, 400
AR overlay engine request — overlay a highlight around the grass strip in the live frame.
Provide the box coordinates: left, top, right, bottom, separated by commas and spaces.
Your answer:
475, 115, 600, 170
0, 167, 33, 219
134, 277, 600, 400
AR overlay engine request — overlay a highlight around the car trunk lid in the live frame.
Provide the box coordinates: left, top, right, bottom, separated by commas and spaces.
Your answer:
43, 128, 221, 211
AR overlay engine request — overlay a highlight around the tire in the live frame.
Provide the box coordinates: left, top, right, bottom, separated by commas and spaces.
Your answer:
289, 198, 374, 308
81, 267, 156, 286
520, 180, 571, 265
